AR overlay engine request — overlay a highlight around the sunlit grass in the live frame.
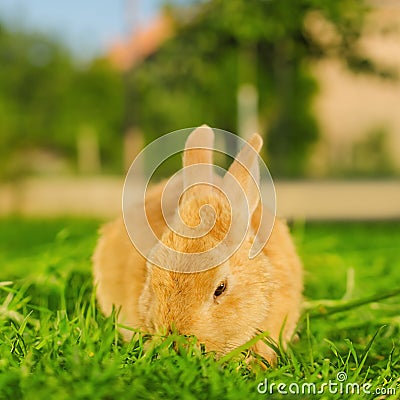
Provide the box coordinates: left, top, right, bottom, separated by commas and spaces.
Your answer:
0, 218, 399, 399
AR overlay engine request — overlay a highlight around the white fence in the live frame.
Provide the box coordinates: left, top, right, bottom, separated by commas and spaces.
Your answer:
0, 178, 399, 220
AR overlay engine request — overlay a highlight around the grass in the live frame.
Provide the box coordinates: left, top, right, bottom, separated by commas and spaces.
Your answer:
0, 217, 399, 399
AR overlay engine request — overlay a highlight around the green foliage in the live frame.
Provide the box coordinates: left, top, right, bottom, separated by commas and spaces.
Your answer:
0, 28, 71, 175
0, 24, 123, 179
0, 218, 399, 399
0, 0, 393, 179
129, 0, 379, 177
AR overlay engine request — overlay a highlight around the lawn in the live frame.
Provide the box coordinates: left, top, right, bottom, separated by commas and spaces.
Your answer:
0, 218, 399, 399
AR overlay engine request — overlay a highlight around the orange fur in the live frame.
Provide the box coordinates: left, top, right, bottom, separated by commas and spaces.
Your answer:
93, 126, 303, 364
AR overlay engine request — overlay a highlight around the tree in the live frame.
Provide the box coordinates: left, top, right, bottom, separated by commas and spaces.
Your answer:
0, 23, 123, 179
127, 0, 390, 177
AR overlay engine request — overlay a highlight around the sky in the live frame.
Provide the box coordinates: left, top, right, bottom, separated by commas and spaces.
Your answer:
0, 0, 189, 59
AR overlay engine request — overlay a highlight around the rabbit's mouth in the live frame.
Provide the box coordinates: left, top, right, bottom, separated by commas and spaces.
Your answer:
204, 341, 245, 357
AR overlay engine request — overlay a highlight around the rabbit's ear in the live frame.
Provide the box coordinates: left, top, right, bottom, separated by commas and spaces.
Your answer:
182, 125, 215, 197
223, 133, 262, 216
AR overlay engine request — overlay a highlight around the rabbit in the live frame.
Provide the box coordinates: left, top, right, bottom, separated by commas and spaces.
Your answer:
93, 125, 303, 364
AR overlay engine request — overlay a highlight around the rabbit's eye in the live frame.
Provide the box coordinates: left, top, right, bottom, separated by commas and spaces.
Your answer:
214, 281, 227, 298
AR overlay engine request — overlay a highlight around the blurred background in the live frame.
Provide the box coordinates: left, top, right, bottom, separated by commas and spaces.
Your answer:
0, 0, 399, 220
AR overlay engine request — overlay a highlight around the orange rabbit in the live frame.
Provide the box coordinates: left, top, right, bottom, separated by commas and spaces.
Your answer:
93, 126, 303, 364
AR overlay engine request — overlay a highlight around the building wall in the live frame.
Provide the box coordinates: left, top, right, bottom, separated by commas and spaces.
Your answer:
311, 6, 400, 175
